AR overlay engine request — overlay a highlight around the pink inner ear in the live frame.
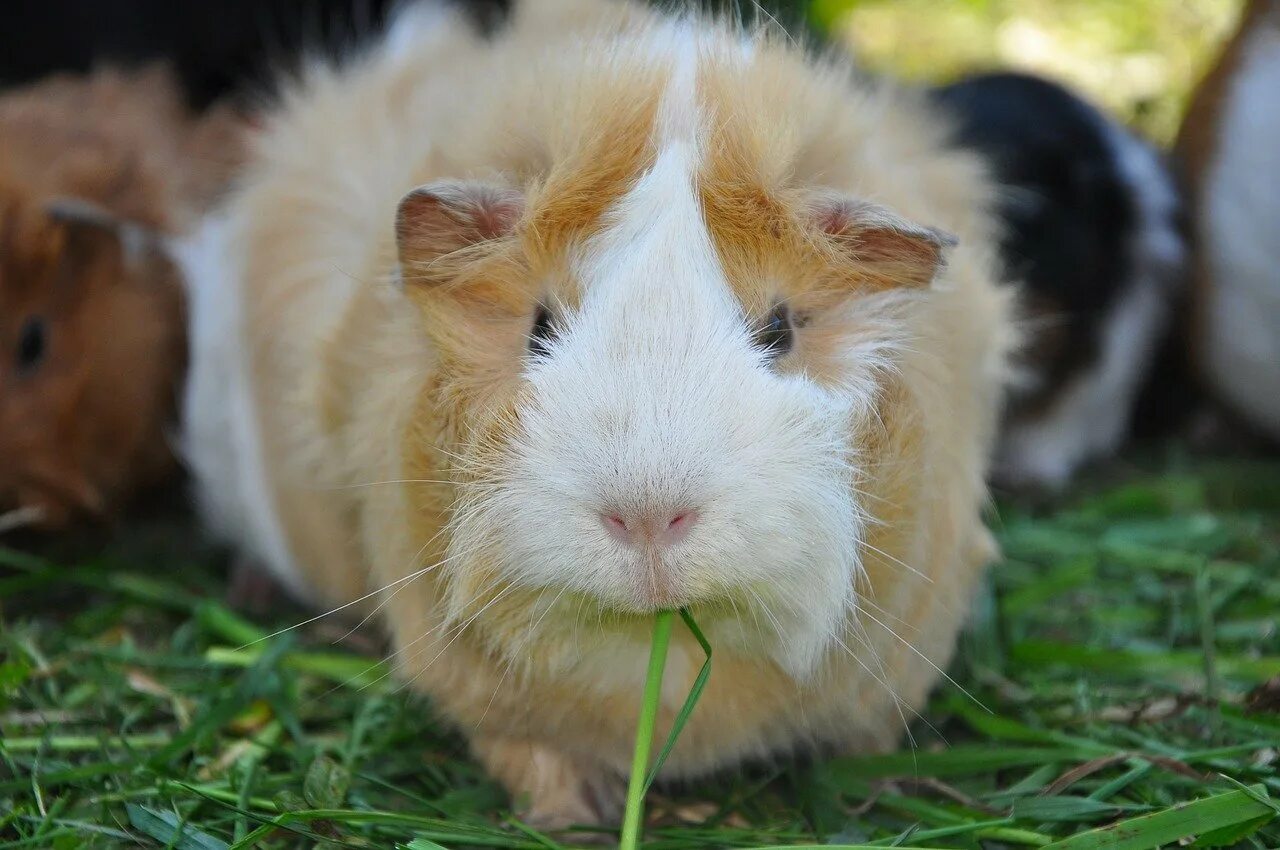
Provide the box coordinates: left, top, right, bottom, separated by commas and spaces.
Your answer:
472, 194, 523, 242
808, 195, 956, 288
813, 204, 855, 238
396, 181, 525, 269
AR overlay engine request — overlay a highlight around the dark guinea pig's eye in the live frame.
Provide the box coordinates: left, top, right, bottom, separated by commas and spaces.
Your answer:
753, 305, 793, 358
528, 305, 557, 357
15, 317, 48, 374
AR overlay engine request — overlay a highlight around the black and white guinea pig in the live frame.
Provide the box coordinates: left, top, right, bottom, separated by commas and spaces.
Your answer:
933, 71, 1187, 489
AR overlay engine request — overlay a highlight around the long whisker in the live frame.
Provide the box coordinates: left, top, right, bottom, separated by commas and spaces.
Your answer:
334, 535, 485, 643
857, 596, 922, 635
830, 627, 922, 751
392, 583, 521, 694
860, 539, 933, 583
237, 560, 451, 649
307, 573, 506, 702
477, 584, 570, 729
857, 606, 990, 713
320, 478, 462, 490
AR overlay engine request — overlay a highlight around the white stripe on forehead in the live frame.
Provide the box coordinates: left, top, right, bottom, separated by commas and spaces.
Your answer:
576, 23, 736, 324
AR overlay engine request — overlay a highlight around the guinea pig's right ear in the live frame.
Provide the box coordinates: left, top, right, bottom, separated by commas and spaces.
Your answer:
395, 180, 524, 284
806, 193, 957, 290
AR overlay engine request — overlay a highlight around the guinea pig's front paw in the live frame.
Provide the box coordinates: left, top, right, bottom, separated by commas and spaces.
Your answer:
474, 737, 624, 834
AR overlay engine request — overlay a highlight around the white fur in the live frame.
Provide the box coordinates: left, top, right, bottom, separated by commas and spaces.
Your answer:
449, 35, 863, 680
996, 121, 1184, 488
176, 0, 474, 601
1200, 28, 1280, 436
173, 216, 311, 600
384, 0, 465, 62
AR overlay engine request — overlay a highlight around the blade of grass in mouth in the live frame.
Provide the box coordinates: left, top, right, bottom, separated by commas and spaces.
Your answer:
619, 608, 714, 850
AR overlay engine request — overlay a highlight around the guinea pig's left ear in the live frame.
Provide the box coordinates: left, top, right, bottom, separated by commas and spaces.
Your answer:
45, 198, 160, 268
395, 180, 524, 281
46, 198, 121, 232
807, 193, 957, 289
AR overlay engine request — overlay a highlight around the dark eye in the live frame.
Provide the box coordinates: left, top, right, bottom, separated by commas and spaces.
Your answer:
16, 317, 48, 373
753, 305, 793, 358
528, 305, 557, 357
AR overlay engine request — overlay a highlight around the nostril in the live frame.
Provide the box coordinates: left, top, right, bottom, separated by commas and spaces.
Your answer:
602, 508, 700, 547
661, 509, 699, 545
603, 513, 630, 541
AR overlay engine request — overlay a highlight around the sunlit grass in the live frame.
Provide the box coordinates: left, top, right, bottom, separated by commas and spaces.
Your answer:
812, 0, 1243, 143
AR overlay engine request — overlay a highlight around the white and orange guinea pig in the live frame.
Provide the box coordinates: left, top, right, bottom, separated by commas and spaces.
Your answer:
180, 0, 1014, 828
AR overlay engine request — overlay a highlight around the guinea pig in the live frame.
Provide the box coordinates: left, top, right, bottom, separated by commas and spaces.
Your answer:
0, 65, 245, 530
1178, 0, 1280, 442
180, 0, 1013, 828
933, 72, 1187, 489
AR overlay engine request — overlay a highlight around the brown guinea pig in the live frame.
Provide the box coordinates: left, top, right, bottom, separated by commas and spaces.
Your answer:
0, 65, 244, 530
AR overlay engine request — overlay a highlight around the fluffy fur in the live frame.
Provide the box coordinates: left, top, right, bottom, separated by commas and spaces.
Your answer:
182, 0, 1014, 827
1180, 0, 1280, 439
0, 65, 245, 528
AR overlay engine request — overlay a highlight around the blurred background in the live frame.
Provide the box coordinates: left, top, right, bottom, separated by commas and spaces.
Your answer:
818, 0, 1241, 144
0, 0, 1245, 143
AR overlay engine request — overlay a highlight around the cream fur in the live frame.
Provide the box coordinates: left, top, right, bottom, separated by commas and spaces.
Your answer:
184, 0, 1014, 827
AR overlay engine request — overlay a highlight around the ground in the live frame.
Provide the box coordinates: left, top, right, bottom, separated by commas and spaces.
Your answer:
1, 444, 1277, 849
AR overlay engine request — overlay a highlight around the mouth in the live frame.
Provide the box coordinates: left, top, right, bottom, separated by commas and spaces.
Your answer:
582, 577, 748, 623
628, 555, 688, 611
14, 465, 108, 529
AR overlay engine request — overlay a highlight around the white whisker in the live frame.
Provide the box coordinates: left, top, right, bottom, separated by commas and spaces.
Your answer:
857, 606, 989, 714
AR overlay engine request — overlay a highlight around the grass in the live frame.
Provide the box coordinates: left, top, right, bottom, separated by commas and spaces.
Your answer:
1, 448, 1278, 849
812, 0, 1241, 145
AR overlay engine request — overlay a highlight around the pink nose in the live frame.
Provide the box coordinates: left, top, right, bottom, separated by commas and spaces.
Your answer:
602, 508, 699, 548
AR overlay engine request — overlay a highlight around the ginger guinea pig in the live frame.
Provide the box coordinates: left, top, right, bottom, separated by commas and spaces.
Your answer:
182, 0, 1013, 828
0, 65, 244, 530
934, 72, 1187, 489
0, 199, 185, 529
1179, 0, 1280, 441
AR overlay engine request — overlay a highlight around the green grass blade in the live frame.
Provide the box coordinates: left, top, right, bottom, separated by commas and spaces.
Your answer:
643, 607, 714, 792
620, 609, 675, 850
1040, 786, 1276, 850
125, 804, 229, 850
